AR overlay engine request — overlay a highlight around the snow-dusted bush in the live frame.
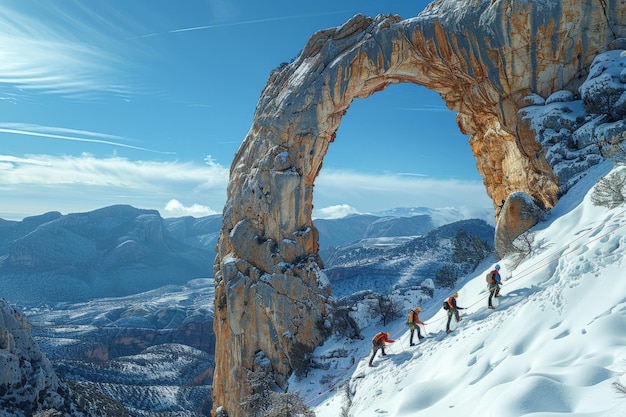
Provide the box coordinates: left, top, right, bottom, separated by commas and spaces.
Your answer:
591, 168, 626, 209
265, 391, 315, 417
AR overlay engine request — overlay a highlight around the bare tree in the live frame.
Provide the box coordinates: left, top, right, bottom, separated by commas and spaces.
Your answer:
331, 305, 361, 339
508, 230, 537, 268
372, 294, 401, 325
290, 341, 313, 380
264, 392, 315, 417
452, 229, 492, 268
241, 368, 274, 417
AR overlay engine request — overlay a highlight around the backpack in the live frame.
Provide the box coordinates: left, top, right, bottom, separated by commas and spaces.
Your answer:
442, 300, 450, 310
407, 310, 415, 323
486, 271, 495, 284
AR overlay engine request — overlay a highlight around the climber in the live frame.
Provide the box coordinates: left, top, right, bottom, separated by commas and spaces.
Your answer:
445, 292, 464, 333
487, 264, 503, 310
406, 307, 426, 346
368, 331, 395, 366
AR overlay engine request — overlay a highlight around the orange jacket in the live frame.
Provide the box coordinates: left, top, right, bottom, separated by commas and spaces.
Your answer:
372, 332, 395, 346
408, 310, 425, 325
447, 297, 464, 311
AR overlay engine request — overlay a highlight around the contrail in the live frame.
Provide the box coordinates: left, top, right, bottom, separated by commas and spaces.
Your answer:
400, 106, 449, 112
132, 10, 350, 38
0, 127, 175, 155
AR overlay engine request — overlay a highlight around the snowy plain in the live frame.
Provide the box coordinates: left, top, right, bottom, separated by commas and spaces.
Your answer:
291, 161, 626, 417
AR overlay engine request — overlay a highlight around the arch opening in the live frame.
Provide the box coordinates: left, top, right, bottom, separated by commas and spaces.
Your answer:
211, 3, 625, 414
312, 82, 490, 221
313, 82, 494, 300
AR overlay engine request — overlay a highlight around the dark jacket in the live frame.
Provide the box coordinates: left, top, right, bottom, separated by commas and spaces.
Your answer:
447, 296, 463, 311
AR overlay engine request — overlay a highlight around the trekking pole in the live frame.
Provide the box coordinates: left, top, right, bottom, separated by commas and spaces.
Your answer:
420, 323, 428, 337
396, 338, 406, 353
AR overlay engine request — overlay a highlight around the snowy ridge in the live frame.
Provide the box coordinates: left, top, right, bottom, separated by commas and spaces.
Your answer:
296, 162, 626, 416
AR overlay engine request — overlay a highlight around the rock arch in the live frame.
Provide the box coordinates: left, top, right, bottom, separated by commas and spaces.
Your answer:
213, 1, 626, 415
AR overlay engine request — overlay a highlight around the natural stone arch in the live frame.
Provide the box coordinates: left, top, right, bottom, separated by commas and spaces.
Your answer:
213, 2, 626, 415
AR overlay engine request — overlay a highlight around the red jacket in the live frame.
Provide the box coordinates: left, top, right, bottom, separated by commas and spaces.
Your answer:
372, 332, 395, 346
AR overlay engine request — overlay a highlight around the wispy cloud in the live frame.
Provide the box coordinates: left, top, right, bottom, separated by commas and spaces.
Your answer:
400, 105, 449, 112
0, 153, 227, 188
133, 10, 350, 38
0, 4, 128, 97
0, 123, 174, 154
0, 155, 492, 222
0, 153, 228, 220
313, 168, 492, 213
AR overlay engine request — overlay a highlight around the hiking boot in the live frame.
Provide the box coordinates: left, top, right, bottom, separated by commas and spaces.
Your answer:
382, 353, 387, 356
446, 329, 452, 334
368, 362, 373, 367
418, 336, 425, 340
410, 343, 415, 346
488, 305, 495, 309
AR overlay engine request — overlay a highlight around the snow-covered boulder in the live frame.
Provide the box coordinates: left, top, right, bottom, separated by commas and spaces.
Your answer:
580, 49, 626, 120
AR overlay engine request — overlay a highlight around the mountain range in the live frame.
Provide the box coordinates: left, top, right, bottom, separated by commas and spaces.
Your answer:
0, 205, 492, 306
0, 204, 493, 415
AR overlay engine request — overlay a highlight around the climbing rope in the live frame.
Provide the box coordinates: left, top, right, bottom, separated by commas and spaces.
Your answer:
303, 208, 626, 405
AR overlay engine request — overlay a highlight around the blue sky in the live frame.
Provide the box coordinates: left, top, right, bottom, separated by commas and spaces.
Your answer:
0, 0, 492, 221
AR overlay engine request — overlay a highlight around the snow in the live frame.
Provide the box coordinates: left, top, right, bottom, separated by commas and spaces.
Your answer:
290, 162, 626, 416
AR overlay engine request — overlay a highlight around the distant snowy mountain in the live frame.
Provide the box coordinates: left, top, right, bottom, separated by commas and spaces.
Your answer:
324, 219, 494, 298
372, 206, 494, 226
288, 162, 626, 417
0, 205, 214, 304
315, 207, 494, 262
0, 205, 491, 306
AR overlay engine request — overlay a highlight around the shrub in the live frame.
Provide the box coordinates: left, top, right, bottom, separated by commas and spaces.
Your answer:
590, 169, 626, 209
264, 392, 315, 417
601, 131, 626, 163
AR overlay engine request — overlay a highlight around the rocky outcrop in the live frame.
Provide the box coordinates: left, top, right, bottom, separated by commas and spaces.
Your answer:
496, 45, 626, 256
494, 192, 545, 256
0, 300, 127, 416
213, 1, 626, 415
0, 300, 62, 414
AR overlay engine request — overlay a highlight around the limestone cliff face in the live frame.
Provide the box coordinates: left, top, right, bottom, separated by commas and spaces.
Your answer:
0, 300, 127, 416
213, 1, 626, 414
0, 300, 71, 415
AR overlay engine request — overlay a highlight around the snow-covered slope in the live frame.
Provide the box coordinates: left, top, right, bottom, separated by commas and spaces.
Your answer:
295, 161, 626, 416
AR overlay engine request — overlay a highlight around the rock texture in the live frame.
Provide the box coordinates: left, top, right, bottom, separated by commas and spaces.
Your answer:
0, 300, 62, 415
213, 1, 626, 415
494, 192, 545, 256
0, 300, 127, 416
498, 45, 626, 255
